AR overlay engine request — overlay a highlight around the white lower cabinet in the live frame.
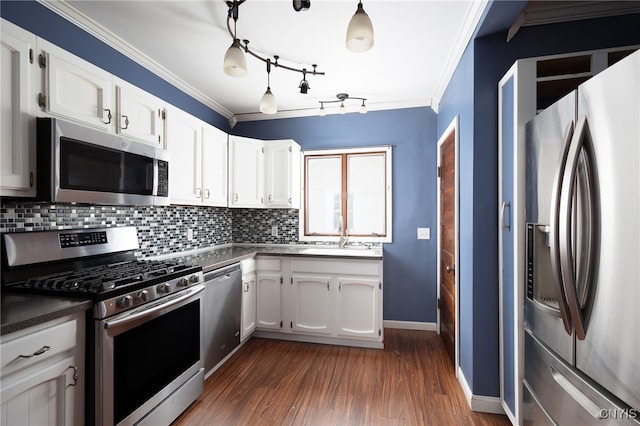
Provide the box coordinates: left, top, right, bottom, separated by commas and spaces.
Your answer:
290, 274, 333, 335
240, 258, 257, 341
255, 255, 383, 347
255, 257, 283, 331
0, 313, 85, 426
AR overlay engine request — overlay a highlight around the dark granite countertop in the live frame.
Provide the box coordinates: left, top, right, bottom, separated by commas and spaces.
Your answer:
1, 292, 92, 336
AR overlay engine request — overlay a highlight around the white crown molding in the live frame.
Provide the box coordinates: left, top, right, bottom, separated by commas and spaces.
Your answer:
431, 0, 489, 113
36, 0, 233, 119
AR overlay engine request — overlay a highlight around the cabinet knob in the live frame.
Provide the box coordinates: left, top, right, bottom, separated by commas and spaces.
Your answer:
204, 189, 210, 199
446, 265, 455, 273
196, 188, 202, 198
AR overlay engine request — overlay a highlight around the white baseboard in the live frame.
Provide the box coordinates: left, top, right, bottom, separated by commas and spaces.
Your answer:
383, 320, 437, 331
457, 367, 506, 415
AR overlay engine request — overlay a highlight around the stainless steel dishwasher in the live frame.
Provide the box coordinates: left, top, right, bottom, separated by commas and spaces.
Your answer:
203, 263, 242, 376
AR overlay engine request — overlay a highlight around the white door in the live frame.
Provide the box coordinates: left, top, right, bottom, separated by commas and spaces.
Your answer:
202, 126, 228, 207
256, 272, 281, 330
336, 277, 380, 339
1, 22, 36, 196
116, 82, 164, 147
166, 109, 202, 204
229, 136, 264, 208
290, 274, 332, 335
45, 51, 113, 130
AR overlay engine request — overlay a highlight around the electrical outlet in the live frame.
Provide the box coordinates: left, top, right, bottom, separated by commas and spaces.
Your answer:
271, 225, 278, 237
417, 227, 430, 240
187, 228, 194, 241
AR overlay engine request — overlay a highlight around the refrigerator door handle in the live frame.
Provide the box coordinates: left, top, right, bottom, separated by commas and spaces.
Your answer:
558, 115, 599, 340
549, 121, 575, 335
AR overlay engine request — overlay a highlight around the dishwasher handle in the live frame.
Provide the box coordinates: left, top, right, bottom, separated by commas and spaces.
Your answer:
204, 263, 241, 282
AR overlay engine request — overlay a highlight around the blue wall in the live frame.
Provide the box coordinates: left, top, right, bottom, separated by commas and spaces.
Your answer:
233, 109, 439, 323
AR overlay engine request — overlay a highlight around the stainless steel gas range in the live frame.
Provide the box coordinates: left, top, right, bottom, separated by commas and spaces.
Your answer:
1, 227, 204, 426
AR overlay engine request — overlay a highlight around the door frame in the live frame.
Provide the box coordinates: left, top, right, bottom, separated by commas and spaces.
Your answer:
436, 116, 460, 374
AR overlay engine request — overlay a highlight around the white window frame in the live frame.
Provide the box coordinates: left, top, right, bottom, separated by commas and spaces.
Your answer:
299, 146, 392, 244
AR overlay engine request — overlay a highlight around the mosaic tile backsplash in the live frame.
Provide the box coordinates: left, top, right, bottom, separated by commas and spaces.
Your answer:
0, 201, 300, 258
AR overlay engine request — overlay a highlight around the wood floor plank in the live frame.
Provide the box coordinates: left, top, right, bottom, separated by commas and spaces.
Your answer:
173, 329, 511, 426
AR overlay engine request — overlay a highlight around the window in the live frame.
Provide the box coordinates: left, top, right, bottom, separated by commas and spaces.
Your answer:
300, 146, 392, 243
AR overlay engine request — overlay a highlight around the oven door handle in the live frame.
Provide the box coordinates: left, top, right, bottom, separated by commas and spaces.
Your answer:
104, 284, 205, 329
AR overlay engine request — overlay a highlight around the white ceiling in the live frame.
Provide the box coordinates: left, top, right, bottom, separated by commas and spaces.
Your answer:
41, 0, 488, 122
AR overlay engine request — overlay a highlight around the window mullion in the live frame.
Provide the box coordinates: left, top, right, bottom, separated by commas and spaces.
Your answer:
341, 154, 348, 236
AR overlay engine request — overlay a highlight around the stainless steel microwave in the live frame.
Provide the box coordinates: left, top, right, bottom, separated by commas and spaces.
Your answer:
36, 117, 169, 206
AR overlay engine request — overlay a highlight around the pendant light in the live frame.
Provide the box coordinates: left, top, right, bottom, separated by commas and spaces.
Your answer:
223, 2, 247, 77
223, 39, 247, 77
346, 1, 374, 53
260, 60, 277, 114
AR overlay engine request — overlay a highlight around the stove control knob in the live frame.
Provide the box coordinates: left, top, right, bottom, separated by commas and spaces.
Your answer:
177, 278, 189, 288
157, 283, 171, 294
189, 274, 200, 284
137, 290, 150, 302
117, 295, 133, 308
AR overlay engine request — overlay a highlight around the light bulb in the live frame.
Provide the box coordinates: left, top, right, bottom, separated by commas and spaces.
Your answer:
339, 102, 346, 114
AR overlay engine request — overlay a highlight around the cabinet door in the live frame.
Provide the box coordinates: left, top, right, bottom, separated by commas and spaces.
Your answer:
45, 51, 113, 131
290, 274, 333, 335
256, 272, 281, 330
264, 140, 300, 208
116, 81, 165, 147
0, 21, 36, 197
202, 125, 228, 207
241, 272, 257, 341
336, 277, 381, 339
0, 354, 77, 426
229, 136, 264, 208
166, 109, 202, 204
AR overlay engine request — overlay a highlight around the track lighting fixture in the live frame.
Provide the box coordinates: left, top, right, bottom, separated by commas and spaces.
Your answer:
224, 0, 324, 113
318, 93, 367, 116
346, 1, 374, 53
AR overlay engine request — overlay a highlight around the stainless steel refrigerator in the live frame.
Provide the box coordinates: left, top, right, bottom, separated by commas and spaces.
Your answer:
523, 50, 639, 425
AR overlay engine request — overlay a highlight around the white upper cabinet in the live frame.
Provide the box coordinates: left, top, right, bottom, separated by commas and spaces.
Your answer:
43, 47, 114, 131
166, 108, 203, 204
115, 79, 165, 147
264, 139, 300, 208
166, 108, 228, 207
39, 40, 167, 147
201, 125, 228, 207
1, 20, 37, 197
229, 135, 264, 208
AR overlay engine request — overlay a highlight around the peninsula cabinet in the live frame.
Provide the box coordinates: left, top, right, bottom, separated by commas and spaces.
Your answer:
254, 255, 383, 348
0, 312, 85, 426
1, 20, 38, 197
166, 108, 228, 207
240, 258, 257, 341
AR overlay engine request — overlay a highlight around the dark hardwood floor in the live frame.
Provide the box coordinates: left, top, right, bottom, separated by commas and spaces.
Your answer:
173, 329, 512, 426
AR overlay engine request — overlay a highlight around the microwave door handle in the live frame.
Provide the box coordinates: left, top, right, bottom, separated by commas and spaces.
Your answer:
558, 116, 599, 340
550, 120, 575, 336
147, 162, 155, 193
